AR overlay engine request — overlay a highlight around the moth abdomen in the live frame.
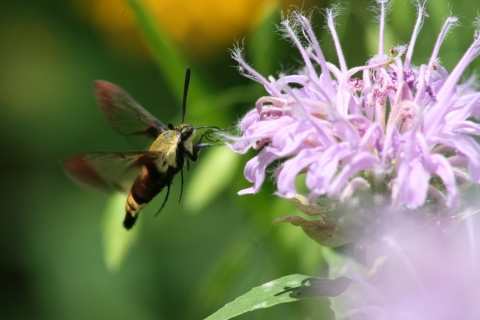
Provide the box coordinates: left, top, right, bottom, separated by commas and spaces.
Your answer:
124, 164, 166, 229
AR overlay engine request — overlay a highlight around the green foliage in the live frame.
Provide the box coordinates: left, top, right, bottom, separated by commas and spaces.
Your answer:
184, 146, 240, 213
125, 0, 195, 99
206, 274, 352, 320
102, 193, 140, 270
3, 0, 480, 319
322, 248, 367, 320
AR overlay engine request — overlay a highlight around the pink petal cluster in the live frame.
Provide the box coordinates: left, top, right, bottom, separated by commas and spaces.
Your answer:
229, 1, 480, 210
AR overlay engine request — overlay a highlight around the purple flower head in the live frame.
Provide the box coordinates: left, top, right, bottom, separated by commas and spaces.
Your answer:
229, 1, 480, 211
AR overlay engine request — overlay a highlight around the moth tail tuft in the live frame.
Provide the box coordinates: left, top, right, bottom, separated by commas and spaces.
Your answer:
123, 213, 137, 230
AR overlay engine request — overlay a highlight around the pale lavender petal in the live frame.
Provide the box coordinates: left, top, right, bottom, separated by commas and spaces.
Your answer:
440, 135, 480, 182
240, 149, 279, 195
306, 143, 352, 201
340, 177, 370, 201
226, 141, 251, 154
397, 157, 430, 209
240, 109, 260, 131
328, 152, 380, 197
268, 121, 318, 157
276, 148, 321, 198
449, 121, 480, 136
430, 154, 457, 207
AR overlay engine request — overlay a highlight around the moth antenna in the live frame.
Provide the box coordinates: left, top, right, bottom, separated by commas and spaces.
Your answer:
181, 67, 191, 124
154, 183, 171, 217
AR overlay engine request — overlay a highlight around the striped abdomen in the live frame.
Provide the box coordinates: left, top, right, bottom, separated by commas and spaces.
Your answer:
124, 163, 178, 229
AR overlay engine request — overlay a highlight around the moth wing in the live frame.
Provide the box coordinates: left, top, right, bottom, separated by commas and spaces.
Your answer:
93, 81, 168, 139
60, 151, 160, 193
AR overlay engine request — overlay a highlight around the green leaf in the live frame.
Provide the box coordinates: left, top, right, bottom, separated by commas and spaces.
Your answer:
124, 0, 207, 101
189, 235, 254, 318
184, 147, 239, 213
322, 248, 366, 320
250, 1, 281, 76
102, 193, 140, 271
205, 274, 352, 320
187, 83, 261, 124
124, 0, 224, 134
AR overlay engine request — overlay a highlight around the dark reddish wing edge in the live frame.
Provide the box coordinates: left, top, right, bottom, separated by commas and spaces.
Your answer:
93, 81, 168, 139
60, 151, 159, 193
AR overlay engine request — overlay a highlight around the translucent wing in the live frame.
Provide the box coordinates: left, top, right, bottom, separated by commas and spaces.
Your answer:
60, 151, 160, 193
93, 81, 168, 139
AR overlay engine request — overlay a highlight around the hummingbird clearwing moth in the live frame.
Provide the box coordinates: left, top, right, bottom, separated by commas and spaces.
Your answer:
61, 68, 221, 229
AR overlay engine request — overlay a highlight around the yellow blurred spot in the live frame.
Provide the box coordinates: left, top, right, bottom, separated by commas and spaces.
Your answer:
146, 0, 278, 57
73, 0, 148, 60
72, 0, 309, 60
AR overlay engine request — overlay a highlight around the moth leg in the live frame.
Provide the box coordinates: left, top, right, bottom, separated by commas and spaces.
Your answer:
154, 183, 171, 217
189, 145, 199, 162
178, 168, 184, 204
188, 143, 214, 162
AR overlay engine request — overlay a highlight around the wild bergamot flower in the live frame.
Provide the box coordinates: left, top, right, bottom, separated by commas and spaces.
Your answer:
229, 1, 480, 216
226, 1, 480, 318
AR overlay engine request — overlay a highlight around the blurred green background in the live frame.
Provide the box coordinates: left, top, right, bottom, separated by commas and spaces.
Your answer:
1, 0, 479, 319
